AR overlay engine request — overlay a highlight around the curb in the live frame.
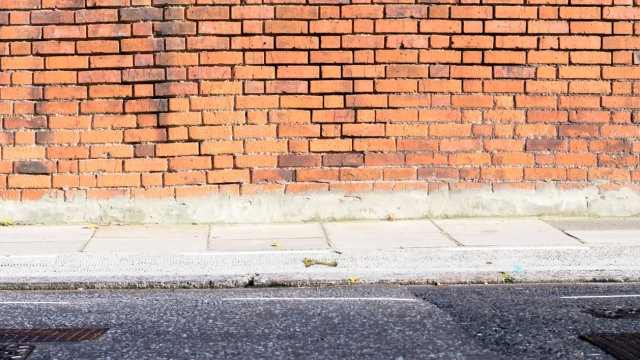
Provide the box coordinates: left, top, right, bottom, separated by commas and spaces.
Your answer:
0, 246, 639, 290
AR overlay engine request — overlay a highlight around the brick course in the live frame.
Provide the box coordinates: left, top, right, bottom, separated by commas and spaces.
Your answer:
0, 0, 640, 200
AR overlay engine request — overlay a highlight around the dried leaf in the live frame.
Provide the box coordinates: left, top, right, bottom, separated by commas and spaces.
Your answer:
272, 242, 283, 247
349, 277, 359, 283
86, 224, 99, 229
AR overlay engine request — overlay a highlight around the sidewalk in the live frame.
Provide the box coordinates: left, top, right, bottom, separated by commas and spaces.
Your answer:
1, 217, 639, 289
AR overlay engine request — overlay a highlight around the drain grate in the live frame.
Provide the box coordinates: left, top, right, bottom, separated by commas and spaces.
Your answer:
580, 333, 640, 360
0, 344, 35, 360
582, 308, 640, 319
0, 329, 108, 343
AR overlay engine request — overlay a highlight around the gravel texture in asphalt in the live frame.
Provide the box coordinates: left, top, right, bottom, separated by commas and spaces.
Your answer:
5, 283, 640, 359
0, 285, 495, 360
415, 283, 640, 360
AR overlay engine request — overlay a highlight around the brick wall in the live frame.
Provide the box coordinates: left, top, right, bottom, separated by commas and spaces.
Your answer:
0, 0, 639, 202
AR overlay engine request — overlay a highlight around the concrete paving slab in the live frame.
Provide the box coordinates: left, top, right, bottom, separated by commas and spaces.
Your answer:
86, 225, 209, 252
93, 225, 209, 238
434, 218, 582, 246
323, 220, 456, 249
544, 217, 640, 231
83, 237, 207, 252
0, 241, 86, 255
0, 226, 94, 242
209, 237, 331, 251
210, 223, 325, 240
566, 230, 640, 245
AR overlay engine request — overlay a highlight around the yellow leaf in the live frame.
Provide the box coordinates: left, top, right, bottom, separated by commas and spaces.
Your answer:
272, 242, 283, 247
349, 277, 359, 283
86, 224, 99, 229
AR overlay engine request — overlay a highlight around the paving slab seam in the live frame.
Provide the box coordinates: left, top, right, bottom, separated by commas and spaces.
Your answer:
319, 223, 337, 250
428, 219, 463, 246
541, 220, 587, 244
205, 224, 213, 251
78, 226, 97, 252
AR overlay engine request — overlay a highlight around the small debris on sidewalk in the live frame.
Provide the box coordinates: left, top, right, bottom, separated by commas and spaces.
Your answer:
272, 242, 283, 247
349, 277, 359, 283
1, 220, 13, 227
86, 224, 99, 229
302, 258, 337, 268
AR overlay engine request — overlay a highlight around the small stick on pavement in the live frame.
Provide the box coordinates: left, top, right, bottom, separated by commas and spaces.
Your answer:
302, 258, 338, 268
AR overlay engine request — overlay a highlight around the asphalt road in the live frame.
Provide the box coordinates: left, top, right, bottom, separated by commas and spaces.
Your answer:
1, 283, 639, 359
417, 283, 640, 360
1, 286, 494, 360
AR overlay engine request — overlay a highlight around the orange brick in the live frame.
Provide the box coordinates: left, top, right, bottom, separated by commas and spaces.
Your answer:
8, 175, 51, 189
156, 143, 199, 157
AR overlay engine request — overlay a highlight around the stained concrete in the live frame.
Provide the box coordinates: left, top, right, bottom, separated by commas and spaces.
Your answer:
566, 230, 640, 245
0, 226, 94, 255
210, 223, 325, 239
0, 241, 88, 256
208, 223, 329, 250
434, 218, 582, 246
0, 226, 94, 242
544, 217, 640, 231
92, 225, 209, 238
323, 220, 456, 249
209, 238, 331, 251
2, 185, 640, 225
84, 225, 209, 252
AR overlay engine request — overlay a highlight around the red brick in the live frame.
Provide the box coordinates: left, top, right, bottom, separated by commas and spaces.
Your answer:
451, 6, 493, 19
207, 170, 250, 184
8, 175, 51, 189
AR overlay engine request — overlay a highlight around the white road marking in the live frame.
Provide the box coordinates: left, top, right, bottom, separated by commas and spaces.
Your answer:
0, 302, 70, 304
560, 295, 640, 299
3, 255, 59, 258
446, 246, 590, 251
181, 250, 334, 255
222, 297, 417, 302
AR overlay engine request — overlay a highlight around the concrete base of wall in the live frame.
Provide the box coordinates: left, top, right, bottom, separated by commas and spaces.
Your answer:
2, 184, 640, 224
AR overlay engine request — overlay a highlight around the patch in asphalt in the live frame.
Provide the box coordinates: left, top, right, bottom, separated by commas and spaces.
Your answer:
583, 308, 640, 319
0, 344, 35, 360
580, 333, 640, 360
0, 329, 108, 342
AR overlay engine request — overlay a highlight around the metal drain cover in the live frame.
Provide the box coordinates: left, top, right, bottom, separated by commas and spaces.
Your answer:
583, 308, 640, 319
580, 333, 640, 360
0, 344, 35, 360
0, 329, 108, 343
